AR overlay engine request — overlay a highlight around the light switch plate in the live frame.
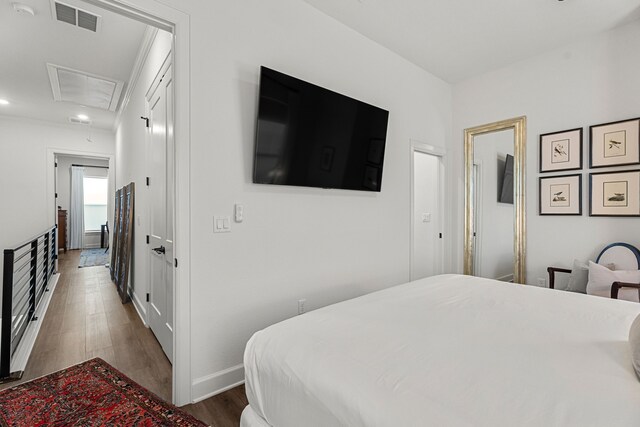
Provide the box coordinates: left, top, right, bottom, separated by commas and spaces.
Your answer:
214, 216, 231, 233
234, 204, 243, 223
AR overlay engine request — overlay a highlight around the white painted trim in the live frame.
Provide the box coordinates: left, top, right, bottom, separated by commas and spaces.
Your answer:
410, 139, 447, 157
191, 365, 245, 404
496, 273, 515, 282
89, 0, 192, 406
11, 274, 60, 373
410, 140, 447, 281
130, 289, 149, 327
114, 26, 159, 130
472, 161, 483, 277
80, 0, 174, 32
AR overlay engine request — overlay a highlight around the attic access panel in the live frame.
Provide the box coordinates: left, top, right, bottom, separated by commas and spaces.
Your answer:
47, 63, 124, 111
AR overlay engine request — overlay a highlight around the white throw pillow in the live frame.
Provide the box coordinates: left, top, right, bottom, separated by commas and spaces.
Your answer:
629, 313, 640, 380
587, 261, 640, 302
566, 259, 589, 293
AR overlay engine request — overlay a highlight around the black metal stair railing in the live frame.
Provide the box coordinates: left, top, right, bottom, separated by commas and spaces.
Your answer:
1, 226, 57, 380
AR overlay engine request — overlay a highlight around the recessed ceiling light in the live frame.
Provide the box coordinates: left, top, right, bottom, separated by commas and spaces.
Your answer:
77, 114, 89, 120
0, 99, 9, 105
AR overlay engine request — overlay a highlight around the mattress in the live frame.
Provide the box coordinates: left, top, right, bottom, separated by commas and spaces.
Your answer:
242, 274, 640, 426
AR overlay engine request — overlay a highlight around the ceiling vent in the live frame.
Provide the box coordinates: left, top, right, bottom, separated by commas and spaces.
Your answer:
69, 116, 92, 125
51, 1, 101, 32
47, 63, 124, 111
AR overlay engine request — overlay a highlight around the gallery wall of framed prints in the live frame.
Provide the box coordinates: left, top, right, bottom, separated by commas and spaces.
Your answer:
538, 116, 640, 217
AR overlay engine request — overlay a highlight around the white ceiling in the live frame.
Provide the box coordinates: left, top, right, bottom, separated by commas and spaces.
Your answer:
302, 0, 640, 83
0, 0, 148, 130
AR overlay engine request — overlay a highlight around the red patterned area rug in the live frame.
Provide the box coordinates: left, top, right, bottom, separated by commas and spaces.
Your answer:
0, 358, 207, 427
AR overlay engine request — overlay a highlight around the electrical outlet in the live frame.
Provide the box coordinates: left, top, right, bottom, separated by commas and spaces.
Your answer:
298, 299, 306, 315
537, 278, 546, 287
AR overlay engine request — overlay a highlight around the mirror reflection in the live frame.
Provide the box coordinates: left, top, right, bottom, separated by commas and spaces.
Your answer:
472, 129, 515, 281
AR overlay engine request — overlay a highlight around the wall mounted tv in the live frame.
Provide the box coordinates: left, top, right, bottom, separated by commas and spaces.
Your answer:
498, 154, 514, 204
253, 66, 390, 192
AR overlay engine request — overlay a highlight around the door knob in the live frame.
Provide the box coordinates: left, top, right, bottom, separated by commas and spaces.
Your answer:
152, 246, 166, 254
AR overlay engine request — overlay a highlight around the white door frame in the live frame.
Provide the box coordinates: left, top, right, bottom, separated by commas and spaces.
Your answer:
82, 0, 191, 406
410, 140, 446, 281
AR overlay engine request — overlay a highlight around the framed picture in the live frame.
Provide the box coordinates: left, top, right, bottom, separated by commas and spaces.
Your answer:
589, 170, 640, 217
539, 174, 582, 215
539, 128, 582, 173
589, 117, 640, 168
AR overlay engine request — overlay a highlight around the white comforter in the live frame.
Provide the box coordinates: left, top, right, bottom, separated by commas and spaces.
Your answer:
243, 274, 640, 426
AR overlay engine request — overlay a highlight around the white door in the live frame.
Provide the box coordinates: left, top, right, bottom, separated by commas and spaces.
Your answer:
412, 151, 442, 280
148, 63, 174, 362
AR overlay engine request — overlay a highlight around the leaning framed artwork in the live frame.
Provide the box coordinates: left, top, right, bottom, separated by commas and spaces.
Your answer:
589, 170, 640, 217
539, 174, 582, 215
590, 117, 640, 168
539, 128, 582, 173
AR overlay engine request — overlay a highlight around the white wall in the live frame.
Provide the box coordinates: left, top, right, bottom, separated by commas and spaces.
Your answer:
115, 29, 172, 319
0, 116, 115, 280
473, 130, 514, 280
120, 0, 453, 399
56, 155, 110, 249
452, 19, 640, 285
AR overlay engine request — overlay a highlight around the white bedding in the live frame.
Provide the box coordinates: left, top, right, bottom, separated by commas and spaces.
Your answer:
242, 274, 640, 426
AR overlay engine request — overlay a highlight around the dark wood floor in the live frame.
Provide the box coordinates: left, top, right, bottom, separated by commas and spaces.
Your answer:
0, 250, 247, 426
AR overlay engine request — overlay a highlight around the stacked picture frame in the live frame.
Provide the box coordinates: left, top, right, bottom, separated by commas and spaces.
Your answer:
539, 117, 640, 217
109, 182, 135, 303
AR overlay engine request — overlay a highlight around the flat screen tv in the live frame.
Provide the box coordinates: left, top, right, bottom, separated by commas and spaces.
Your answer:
498, 154, 514, 204
253, 67, 390, 192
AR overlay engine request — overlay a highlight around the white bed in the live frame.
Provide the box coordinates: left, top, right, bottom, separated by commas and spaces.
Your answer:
241, 274, 640, 426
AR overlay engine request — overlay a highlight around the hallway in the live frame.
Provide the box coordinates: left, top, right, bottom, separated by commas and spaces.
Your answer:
0, 251, 171, 397
0, 251, 247, 426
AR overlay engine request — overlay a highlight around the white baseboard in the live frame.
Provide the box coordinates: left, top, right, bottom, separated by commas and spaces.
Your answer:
131, 291, 148, 327
191, 364, 245, 403
11, 273, 60, 372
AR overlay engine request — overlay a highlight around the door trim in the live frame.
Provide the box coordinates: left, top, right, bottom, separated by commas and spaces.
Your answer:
410, 141, 446, 281
88, 0, 192, 406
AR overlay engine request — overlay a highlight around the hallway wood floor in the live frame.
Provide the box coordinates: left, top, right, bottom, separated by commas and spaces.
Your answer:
0, 250, 247, 426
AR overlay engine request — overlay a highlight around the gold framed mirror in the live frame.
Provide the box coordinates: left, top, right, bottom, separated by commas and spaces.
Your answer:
464, 116, 526, 284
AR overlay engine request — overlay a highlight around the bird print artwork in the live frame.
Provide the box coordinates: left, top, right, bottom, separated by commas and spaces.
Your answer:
608, 193, 626, 202
608, 140, 622, 150
552, 191, 567, 202
553, 145, 567, 158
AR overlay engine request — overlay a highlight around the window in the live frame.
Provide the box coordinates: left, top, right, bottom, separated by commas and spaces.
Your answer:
84, 177, 108, 232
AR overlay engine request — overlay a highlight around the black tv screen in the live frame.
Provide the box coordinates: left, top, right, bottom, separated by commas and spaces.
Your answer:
498, 154, 514, 204
253, 67, 390, 192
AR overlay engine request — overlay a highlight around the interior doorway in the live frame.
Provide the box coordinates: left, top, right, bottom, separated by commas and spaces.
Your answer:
54, 154, 112, 252
411, 144, 445, 280
85, 0, 192, 406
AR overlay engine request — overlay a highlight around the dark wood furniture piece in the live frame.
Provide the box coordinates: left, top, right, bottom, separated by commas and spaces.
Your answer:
547, 267, 571, 289
100, 224, 107, 249
57, 209, 67, 253
547, 242, 640, 300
